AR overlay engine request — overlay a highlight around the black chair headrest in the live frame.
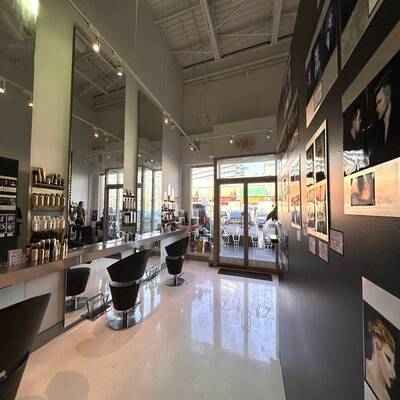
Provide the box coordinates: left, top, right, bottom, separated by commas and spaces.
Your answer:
107, 249, 151, 282
0, 294, 50, 372
165, 236, 189, 257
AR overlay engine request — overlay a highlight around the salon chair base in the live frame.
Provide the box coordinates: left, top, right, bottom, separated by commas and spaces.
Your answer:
65, 296, 87, 313
166, 275, 185, 287
106, 305, 142, 330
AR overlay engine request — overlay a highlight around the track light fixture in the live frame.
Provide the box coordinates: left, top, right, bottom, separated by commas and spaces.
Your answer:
189, 144, 194, 151
92, 37, 101, 53
28, 97, 33, 107
164, 113, 170, 125
229, 136, 234, 144
171, 122, 175, 130
0, 80, 6, 94
116, 64, 123, 76
138, 153, 141, 158
93, 128, 99, 138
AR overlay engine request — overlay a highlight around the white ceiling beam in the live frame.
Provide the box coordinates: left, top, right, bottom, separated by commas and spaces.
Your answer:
154, 4, 201, 25
219, 33, 271, 38
172, 50, 214, 55
199, 0, 221, 61
74, 68, 109, 96
182, 52, 288, 85
214, 0, 246, 30
271, 0, 283, 45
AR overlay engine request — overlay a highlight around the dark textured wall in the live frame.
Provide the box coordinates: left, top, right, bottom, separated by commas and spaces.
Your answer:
277, 1, 400, 399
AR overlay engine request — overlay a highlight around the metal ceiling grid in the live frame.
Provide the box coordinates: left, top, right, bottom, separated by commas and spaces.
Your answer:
148, 0, 298, 69
73, 28, 125, 106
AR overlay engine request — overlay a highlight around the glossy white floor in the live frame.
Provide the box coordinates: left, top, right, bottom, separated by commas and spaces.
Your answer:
17, 260, 285, 400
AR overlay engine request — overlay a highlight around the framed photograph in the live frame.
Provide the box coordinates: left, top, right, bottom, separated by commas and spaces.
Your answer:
281, 55, 292, 122
340, 0, 384, 67
307, 188, 316, 230
362, 278, 400, 399
315, 131, 327, 182
306, 121, 329, 241
351, 172, 375, 206
343, 24, 400, 217
305, 0, 338, 126
290, 156, 302, 228
315, 182, 328, 236
306, 144, 315, 186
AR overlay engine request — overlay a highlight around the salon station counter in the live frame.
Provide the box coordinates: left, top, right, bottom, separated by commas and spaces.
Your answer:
0, 228, 188, 339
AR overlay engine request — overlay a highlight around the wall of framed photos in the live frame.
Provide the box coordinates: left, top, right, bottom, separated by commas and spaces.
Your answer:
276, 0, 400, 399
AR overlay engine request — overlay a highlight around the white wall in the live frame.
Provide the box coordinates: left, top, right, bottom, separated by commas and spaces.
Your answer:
73, 0, 183, 123
183, 62, 286, 135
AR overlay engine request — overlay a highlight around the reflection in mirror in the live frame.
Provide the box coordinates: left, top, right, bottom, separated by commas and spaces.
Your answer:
0, 1, 37, 261
137, 93, 162, 235
69, 26, 126, 249
65, 26, 127, 327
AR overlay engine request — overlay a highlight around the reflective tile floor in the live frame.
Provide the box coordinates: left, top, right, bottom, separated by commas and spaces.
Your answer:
18, 260, 285, 400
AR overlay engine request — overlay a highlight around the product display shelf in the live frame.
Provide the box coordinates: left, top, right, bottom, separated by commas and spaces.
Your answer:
32, 183, 65, 191
31, 206, 65, 213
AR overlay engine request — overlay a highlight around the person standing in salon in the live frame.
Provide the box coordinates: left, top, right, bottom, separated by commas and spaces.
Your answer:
75, 201, 86, 240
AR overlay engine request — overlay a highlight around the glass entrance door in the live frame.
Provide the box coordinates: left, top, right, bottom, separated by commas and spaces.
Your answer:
247, 182, 277, 269
219, 183, 244, 266
217, 180, 277, 270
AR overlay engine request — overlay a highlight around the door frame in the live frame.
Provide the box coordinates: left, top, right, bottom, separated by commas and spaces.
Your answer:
213, 157, 277, 272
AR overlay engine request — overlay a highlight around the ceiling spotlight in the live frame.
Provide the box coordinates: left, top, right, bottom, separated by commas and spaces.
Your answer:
28, 97, 33, 107
92, 37, 101, 53
0, 80, 6, 94
138, 153, 141, 158
107, 154, 111, 160
116, 64, 123, 76
189, 144, 194, 151
94, 128, 99, 138
150, 158, 154, 163
266, 134, 270, 140
163, 113, 170, 125
229, 137, 234, 144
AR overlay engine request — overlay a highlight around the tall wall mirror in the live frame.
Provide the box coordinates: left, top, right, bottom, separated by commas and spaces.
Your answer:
137, 92, 162, 235
65, 25, 127, 327
69, 26, 126, 248
0, 1, 37, 262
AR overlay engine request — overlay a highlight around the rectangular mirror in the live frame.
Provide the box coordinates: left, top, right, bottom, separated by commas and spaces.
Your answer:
65, 26, 127, 327
137, 92, 162, 235
0, 1, 37, 262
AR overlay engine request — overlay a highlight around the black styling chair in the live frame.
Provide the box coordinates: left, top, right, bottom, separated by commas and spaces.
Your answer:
0, 294, 50, 400
165, 236, 190, 287
106, 249, 151, 330
65, 267, 91, 312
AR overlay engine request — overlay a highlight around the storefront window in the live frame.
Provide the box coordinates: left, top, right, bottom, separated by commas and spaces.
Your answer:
190, 166, 214, 254
217, 155, 276, 179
